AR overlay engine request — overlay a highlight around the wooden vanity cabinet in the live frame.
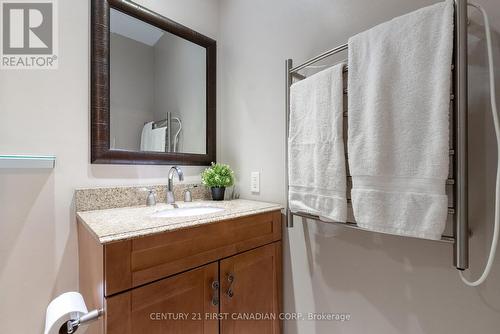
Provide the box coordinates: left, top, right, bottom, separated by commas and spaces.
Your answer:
220, 242, 282, 334
106, 262, 219, 334
78, 210, 282, 334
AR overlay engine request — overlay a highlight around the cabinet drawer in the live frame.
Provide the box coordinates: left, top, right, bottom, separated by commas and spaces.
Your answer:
105, 262, 219, 334
104, 210, 282, 296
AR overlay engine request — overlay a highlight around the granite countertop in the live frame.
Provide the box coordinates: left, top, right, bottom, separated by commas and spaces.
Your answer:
77, 199, 282, 244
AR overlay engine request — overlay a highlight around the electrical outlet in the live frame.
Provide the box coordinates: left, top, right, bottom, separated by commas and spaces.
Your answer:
250, 172, 260, 193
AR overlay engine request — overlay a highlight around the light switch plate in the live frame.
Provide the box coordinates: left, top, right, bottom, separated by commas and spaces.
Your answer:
250, 172, 260, 193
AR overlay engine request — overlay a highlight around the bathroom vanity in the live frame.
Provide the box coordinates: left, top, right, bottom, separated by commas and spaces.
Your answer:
83, 0, 283, 327
77, 199, 282, 334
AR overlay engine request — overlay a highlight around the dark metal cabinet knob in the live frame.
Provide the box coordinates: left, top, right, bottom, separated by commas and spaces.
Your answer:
226, 273, 235, 298
211, 280, 219, 306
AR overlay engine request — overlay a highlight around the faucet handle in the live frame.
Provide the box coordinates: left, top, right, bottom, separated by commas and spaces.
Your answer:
184, 188, 192, 202
141, 187, 157, 206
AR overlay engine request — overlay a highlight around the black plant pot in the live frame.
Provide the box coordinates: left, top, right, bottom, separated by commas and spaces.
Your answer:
211, 187, 226, 201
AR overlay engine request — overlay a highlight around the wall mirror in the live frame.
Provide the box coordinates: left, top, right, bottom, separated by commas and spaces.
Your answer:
91, 0, 216, 165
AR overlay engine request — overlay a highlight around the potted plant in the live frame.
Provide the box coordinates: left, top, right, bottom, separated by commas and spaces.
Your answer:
201, 162, 235, 201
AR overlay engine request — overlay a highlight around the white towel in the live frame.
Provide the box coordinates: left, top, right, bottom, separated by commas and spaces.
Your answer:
347, 0, 454, 240
289, 64, 347, 222
150, 127, 167, 152
140, 122, 166, 152
140, 121, 154, 151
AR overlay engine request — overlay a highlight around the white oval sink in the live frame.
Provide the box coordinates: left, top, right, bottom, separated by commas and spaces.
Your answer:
151, 206, 224, 218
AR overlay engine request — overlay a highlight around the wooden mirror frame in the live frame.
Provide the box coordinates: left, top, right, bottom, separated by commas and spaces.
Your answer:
91, 0, 216, 165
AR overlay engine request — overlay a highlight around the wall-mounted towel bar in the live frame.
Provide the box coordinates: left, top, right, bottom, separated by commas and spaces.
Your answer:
144, 119, 168, 129
151, 119, 168, 129
284, 0, 469, 270
342, 88, 455, 100
291, 64, 456, 78
144, 113, 182, 152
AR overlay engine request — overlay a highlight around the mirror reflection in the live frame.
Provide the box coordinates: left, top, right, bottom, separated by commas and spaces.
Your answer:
109, 8, 206, 154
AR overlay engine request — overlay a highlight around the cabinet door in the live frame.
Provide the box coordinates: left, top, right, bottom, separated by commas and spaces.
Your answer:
105, 262, 219, 334
220, 242, 282, 334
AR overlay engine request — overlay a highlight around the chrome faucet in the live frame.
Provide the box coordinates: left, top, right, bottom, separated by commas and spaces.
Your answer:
167, 166, 184, 204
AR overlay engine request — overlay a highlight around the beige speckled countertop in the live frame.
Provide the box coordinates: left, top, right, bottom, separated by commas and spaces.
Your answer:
77, 199, 282, 244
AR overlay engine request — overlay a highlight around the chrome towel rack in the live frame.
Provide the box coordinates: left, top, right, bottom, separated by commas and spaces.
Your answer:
284, 0, 469, 270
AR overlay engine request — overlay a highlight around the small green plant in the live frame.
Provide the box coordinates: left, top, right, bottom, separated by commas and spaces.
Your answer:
201, 162, 235, 188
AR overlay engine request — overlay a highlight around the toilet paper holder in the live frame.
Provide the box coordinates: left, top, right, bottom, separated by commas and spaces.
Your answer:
65, 308, 104, 333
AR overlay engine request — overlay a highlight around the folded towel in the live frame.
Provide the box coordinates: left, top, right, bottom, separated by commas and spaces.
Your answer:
150, 127, 167, 152
140, 121, 154, 151
140, 121, 166, 152
347, 0, 454, 240
289, 63, 347, 222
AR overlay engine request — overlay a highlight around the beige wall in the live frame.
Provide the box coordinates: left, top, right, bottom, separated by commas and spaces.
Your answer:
2, 0, 500, 333
218, 0, 500, 333
153, 32, 207, 154
110, 33, 155, 151
0, 0, 219, 332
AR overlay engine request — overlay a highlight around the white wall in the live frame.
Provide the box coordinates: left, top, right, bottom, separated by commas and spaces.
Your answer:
110, 28, 207, 153
3, 0, 500, 333
110, 33, 155, 151
218, 0, 500, 333
0, 0, 219, 332
154, 32, 207, 154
